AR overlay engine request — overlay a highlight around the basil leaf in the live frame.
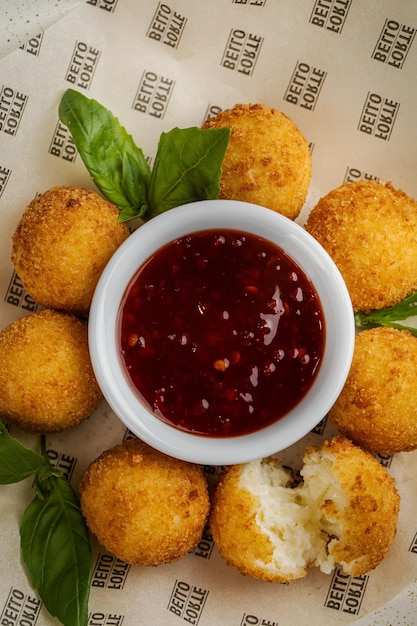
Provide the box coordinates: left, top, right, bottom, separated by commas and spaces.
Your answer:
0, 421, 47, 484
59, 89, 151, 220
355, 290, 417, 337
147, 126, 230, 218
20, 472, 92, 626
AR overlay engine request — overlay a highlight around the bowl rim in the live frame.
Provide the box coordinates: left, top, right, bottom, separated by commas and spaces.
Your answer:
88, 199, 355, 465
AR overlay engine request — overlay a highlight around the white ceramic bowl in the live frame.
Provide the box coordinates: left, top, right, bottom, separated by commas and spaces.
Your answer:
89, 199, 354, 465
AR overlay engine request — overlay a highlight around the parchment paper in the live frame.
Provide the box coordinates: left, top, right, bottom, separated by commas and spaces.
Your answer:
0, 0, 82, 59
1, 1, 417, 624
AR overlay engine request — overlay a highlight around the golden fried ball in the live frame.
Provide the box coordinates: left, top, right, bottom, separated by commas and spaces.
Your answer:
305, 180, 417, 312
330, 326, 417, 454
210, 437, 399, 581
301, 437, 399, 577
202, 103, 311, 220
0, 309, 102, 432
12, 186, 129, 314
79, 439, 210, 566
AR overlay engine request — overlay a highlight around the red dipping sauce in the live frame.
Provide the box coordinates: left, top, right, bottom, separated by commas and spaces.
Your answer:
118, 229, 325, 437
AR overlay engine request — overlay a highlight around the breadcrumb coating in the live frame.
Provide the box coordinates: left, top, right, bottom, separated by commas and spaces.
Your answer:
202, 103, 311, 220
305, 180, 417, 312
12, 186, 129, 313
303, 437, 399, 577
0, 309, 102, 432
79, 439, 210, 566
330, 326, 417, 454
210, 437, 399, 582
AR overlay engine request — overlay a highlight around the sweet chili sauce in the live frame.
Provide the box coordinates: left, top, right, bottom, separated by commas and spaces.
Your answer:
118, 229, 325, 437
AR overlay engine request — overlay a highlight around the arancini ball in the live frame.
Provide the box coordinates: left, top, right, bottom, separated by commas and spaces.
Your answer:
79, 439, 210, 566
11, 186, 129, 314
202, 103, 311, 220
210, 437, 399, 581
330, 326, 417, 454
305, 180, 417, 312
0, 309, 102, 432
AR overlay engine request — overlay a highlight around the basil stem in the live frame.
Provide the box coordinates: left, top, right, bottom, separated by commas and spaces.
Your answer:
355, 289, 417, 337
59, 88, 151, 220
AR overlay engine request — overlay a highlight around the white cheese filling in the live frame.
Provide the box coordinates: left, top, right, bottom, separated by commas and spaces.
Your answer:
238, 454, 347, 578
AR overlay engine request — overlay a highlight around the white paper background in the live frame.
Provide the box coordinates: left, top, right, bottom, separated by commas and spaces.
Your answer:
0, 0, 82, 59
1, 1, 417, 624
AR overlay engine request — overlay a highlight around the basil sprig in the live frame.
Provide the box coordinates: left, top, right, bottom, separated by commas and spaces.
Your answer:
0, 421, 92, 626
58, 89, 230, 222
355, 289, 417, 337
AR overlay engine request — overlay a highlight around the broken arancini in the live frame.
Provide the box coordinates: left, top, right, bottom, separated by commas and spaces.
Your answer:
330, 326, 417, 455
79, 439, 210, 566
11, 186, 129, 314
202, 103, 311, 220
305, 180, 417, 312
0, 309, 102, 433
210, 437, 399, 582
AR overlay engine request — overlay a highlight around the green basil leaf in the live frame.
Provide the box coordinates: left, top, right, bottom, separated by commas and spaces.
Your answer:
20, 472, 92, 626
0, 421, 47, 484
355, 319, 417, 337
355, 290, 417, 336
146, 126, 230, 218
59, 88, 151, 219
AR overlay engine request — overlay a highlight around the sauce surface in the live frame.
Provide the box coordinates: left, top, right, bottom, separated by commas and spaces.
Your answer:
118, 229, 325, 437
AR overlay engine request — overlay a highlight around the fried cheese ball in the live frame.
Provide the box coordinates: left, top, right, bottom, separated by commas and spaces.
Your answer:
210, 437, 399, 582
12, 186, 129, 314
305, 180, 417, 312
0, 309, 102, 432
202, 103, 311, 220
330, 327, 417, 454
79, 439, 210, 566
